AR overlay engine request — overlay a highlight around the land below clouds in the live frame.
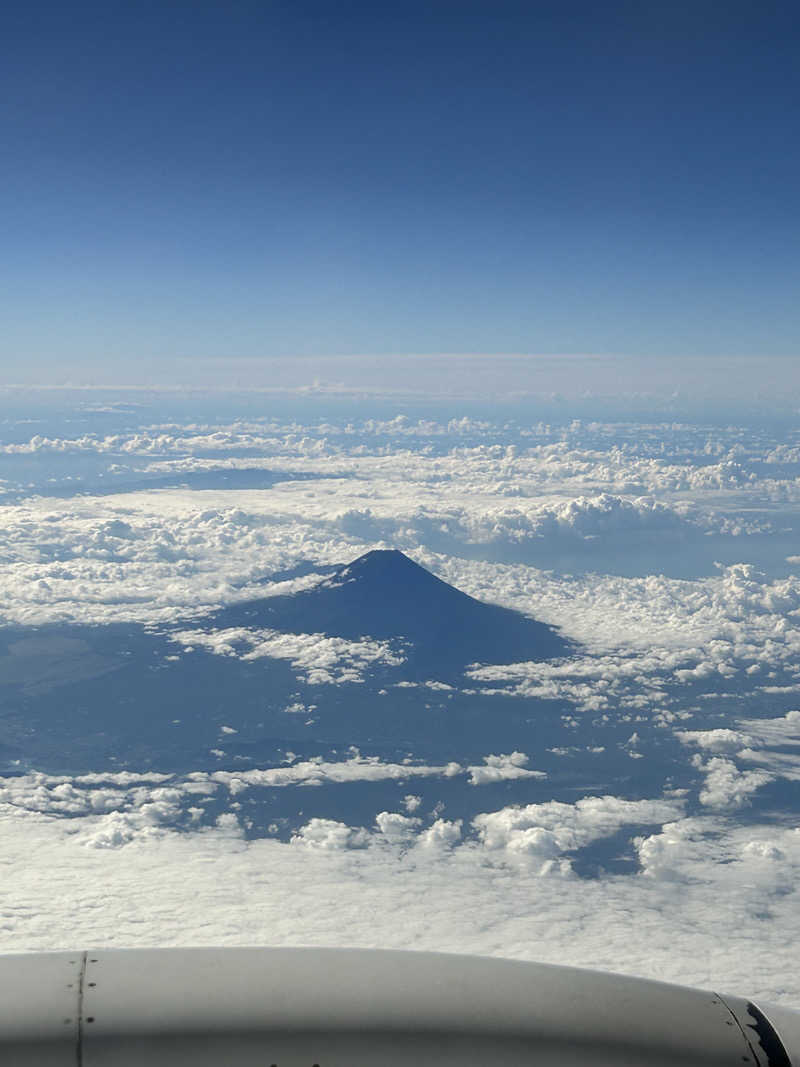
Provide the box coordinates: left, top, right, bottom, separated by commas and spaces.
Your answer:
0, 551, 578, 787
2, 550, 798, 854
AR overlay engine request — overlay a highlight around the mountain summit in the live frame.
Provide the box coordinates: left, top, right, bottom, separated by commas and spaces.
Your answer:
215, 549, 571, 677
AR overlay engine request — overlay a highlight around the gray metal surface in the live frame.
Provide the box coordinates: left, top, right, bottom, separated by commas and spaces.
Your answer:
0, 947, 797, 1065
0, 951, 80, 1065
73, 948, 778, 1066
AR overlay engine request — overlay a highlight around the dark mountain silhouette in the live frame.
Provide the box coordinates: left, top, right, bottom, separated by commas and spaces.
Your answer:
0, 552, 574, 776
212, 549, 571, 678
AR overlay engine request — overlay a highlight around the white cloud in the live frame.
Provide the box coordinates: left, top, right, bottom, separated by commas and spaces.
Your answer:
693, 757, 773, 810
0, 755, 507, 823
416, 818, 463, 849
4, 407, 800, 1006
171, 627, 405, 685
675, 729, 754, 754
374, 811, 421, 843
673, 713, 800, 791
466, 752, 546, 786
472, 795, 682, 873
80, 812, 152, 850
3, 418, 795, 513
206, 755, 465, 791
635, 818, 707, 881
290, 819, 370, 850
2, 800, 800, 1005
737, 710, 800, 747
737, 749, 800, 782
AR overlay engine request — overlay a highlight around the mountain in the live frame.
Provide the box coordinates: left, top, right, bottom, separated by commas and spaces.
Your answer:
0, 552, 574, 776
213, 549, 571, 678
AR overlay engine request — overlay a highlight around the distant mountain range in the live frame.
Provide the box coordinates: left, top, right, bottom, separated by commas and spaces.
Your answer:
214, 549, 571, 678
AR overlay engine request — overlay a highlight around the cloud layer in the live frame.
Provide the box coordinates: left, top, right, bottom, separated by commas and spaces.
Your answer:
2, 400, 800, 1007
0, 796, 798, 1006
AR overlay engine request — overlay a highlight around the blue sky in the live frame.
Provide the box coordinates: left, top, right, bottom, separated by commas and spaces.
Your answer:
2, 1, 799, 383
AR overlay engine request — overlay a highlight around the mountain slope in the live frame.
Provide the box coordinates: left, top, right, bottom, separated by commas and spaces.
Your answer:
213, 550, 571, 677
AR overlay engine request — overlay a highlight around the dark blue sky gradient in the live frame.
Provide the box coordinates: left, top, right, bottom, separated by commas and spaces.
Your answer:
2, 1, 799, 376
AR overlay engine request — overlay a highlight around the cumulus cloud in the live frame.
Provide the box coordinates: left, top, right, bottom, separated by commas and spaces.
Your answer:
0, 771, 182, 817
3, 416, 794, 510
1, 799, 800, 1004
693, 757, 773, 811
374, 811, 422, 843
672, 713, 800, 793
334, 491, 723, 558
417, 818, 463, 849
0, 773, 205, 850
207, 755, 465, 791
292, 792, 663, 858
206, 752, 540, 792
4, 404, 800, 1005
290, 819, 371, 850
0, 750, 546, 829
675, 729, 754, 754
171, 627, 405, 685
635, 818, 707, 881
472, 795, 682, 873
466, 752, 545, 786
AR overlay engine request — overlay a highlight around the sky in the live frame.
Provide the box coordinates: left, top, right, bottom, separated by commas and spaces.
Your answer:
2, 1, 799, 385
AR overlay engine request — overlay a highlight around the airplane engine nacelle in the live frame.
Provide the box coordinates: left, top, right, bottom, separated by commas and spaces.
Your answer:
1, 947, 798, 1066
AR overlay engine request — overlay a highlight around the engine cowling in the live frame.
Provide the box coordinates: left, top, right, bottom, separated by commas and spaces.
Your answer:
0, 947, 797, 1066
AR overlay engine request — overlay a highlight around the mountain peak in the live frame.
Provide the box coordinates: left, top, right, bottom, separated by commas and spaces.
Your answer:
351, 548, 416, 567
327, 549, 434, 587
